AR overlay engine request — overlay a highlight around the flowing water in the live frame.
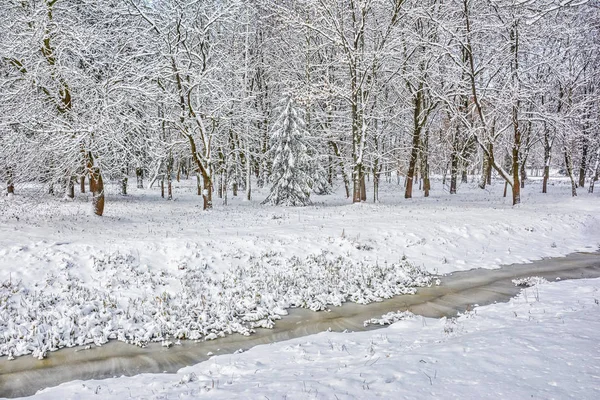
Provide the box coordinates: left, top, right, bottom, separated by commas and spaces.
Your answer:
1, 252, 599, 398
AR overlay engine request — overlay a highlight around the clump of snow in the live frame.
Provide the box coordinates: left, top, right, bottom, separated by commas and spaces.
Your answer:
364, 310, 415, 327
512, 276, 549, 287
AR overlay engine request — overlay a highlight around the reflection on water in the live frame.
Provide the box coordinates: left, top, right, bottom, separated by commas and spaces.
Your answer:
1, 252, 599, 398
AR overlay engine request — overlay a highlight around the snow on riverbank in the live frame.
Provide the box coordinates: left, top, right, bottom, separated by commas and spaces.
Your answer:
0, 178, 599, 358
20, 277, 600, 399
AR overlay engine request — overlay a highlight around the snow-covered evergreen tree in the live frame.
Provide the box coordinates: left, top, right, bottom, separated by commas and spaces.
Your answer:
263, 95, 312, 206
310, 155, 332, 195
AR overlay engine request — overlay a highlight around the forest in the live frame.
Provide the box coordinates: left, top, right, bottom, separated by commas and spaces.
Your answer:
1, 0, 598, 214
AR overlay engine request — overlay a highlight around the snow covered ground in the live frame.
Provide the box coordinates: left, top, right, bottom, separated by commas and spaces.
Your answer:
0, 177, 598, 360
17, 277, 600, 399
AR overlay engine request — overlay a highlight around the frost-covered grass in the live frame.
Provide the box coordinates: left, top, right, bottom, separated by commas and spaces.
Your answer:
0, 251, 430, 358
0, 176, 599, 359
21, 277, 600, 399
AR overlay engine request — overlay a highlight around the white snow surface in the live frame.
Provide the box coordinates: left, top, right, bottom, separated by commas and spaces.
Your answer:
0, 177, 599, 360
19, 277, 600, 399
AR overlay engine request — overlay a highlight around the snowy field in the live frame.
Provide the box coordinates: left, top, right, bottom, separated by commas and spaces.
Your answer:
0, 177, 599, 361
16, 277, 600, 399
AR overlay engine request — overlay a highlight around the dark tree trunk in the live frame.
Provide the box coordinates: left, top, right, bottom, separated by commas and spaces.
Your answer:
6, 169, 14, 195
405, 125, 421, 199
136, 168, 144, 189
373, 170, 379, 202
121, 176, 128, 196
218, 173, 223, 199
450, 152, 458, 194
578, 139, 588, 188
161, 179, 165, 198
167, 153, 173, 200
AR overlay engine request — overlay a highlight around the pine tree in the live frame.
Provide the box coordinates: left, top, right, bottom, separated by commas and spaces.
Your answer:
263, 96, 312, 206
310, 155, 332, 195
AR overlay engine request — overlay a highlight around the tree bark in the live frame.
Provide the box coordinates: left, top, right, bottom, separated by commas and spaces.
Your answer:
121, 174, 128, 196
6, 169, 14, 195
89, 166, 104, 216
136, 168, 144, 189
202, 174, 212, 209
578, 138, 588, 188
66, 178, 75, 199
564, 147, 577, 197
450, 151, 458, 194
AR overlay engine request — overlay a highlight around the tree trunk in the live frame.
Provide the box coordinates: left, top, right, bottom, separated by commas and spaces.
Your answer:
90, 167, 104, 216
167, 176, 173, 200
405, 126, 420, 199
512, 145, 521, 205
161, 178, 165, 198
246, 149, 252, 201
422, 131, 430, 198
121, 176, 128, 196
136, 167, 144, 189
486, 144, 493, 185
360, 171, 366, 202
352, 163, 366, 202
80, 175, 86, 194
167, 153, 173, 200
578, 138, 588, 188
564, 147, 577, 197
330, 141, 350, 198
202, 174, 212, 209
479, 150, 490, 189
6, 169, 14, 195
373, 169, 379, 203
66, 178, 75, 199
450, 152, 458, 194
461, 169, 468, 184
218, 173, 223, 199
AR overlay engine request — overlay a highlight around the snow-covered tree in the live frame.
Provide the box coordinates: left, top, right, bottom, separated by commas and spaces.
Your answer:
263, 96, 312, 206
